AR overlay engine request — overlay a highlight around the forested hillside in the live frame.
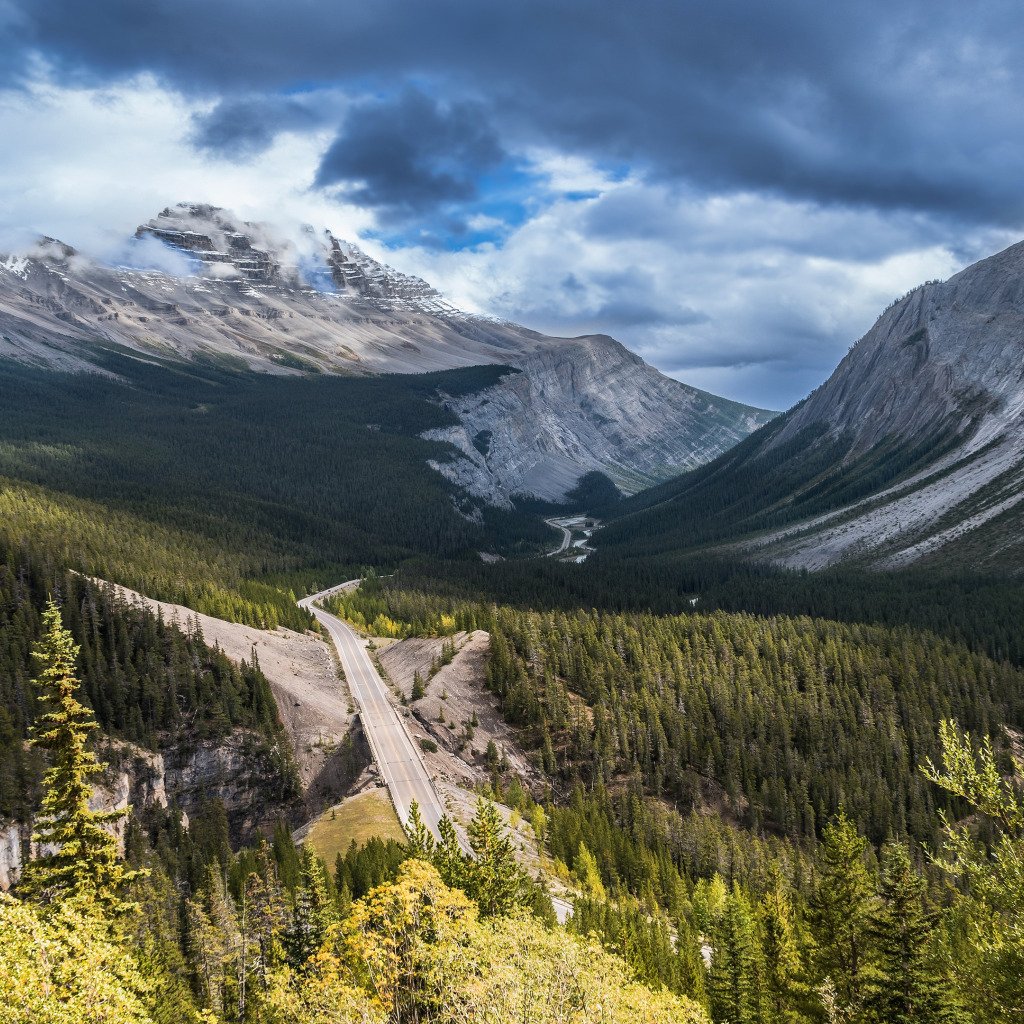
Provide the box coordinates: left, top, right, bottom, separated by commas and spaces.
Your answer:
2, 354, 1023, 1023
0, 553, 298, 827
397, 552, 1024, 667
329, 579, 1024, 845
300, 577, 1024, 1021
0, 354, 555, 628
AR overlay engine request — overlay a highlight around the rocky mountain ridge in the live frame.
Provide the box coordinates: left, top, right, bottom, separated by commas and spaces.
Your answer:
0, 203, 774, 502
742, 240, 1024, 571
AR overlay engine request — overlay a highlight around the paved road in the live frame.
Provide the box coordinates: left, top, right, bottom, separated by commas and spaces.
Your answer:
300, 582, 572, 919
544, 517, 573, 556
299, 585, 448, 839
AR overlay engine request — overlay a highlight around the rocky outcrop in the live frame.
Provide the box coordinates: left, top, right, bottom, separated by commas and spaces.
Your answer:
0, 733, 292, 890
0, 203, 773, 503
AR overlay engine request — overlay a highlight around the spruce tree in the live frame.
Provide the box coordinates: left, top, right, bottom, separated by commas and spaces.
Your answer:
808, 812, 876, 1013
21, 599, 136, 912
466, 797, 524, 918
864, 843, 952, 1024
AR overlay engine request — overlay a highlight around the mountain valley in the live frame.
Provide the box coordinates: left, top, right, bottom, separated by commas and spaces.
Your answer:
2, 211, 1024, 1024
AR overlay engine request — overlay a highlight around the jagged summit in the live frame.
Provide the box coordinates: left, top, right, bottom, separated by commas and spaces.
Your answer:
0, 203, 774, 503
134, 202, 448, 308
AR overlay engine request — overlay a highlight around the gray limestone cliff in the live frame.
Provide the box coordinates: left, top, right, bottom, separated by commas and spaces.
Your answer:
0, 734, 292, 891
426, 336, 772, 502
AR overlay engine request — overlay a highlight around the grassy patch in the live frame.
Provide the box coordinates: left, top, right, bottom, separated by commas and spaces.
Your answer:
305, 789, 406, 865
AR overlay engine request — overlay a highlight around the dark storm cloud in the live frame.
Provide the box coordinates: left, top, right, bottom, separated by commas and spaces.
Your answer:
6, 0, 1024, 226
315, 89, 504, 218
191, 95, 329, 159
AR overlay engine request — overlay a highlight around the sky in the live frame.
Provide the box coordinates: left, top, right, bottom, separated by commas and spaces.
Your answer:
1, 1, 1023, 409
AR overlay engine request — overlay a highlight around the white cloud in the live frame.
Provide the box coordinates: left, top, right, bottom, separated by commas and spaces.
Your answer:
391, 175, 1018, 407
0, 72, 373, 258
0, 72, 1018, 410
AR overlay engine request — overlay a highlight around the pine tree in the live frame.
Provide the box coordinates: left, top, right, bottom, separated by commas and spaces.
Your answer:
574, 841, 607, 902
676, 914, 710, 1012
21, 599, 137, 912
273, 818, 301, 891
287, 844, 338, 969
864, 843, 952, 1024
808, 812, 876, 1015
411, 670, 426, 701
709, 882, 758, 1024
244, 839, 286, 995
405, 799, 435, 858
466, 797, 525, 918
432, 813, 467, 891
757, 868, 805, 1023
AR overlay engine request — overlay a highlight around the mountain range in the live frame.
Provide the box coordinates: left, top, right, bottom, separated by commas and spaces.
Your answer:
0, 202, 774, 504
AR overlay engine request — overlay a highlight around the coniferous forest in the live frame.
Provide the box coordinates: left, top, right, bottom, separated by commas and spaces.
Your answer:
1, 354, 1023, 1023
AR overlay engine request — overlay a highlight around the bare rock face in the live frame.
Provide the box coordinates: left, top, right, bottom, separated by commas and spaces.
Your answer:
0, 203, 773, 503
747, 240, 1024, 572
0, 822, 20, 890
427, 337, 774, 502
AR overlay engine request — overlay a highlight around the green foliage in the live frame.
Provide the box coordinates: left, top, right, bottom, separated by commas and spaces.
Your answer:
398, 549, 1024, 669
287, 846, 339, 970
807, 813, 875, 1012
334, 834, 409, 901
324, 572, 464, 638
0, 476, 312, 632
569, 895, 699, 998
403, 801, 435, 860
756, 869, 806, 1024
924, 721, 1024, 1021
709, 884, 758, 1024
483, 604, 1023, 845
865, 842, 953, 1024
465, 796, 527, 918
0, 892, 154, 1023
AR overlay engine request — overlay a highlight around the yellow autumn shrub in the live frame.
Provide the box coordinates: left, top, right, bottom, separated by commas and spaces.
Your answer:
0, 893, 153, 1024
271, 860, 708, 1024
